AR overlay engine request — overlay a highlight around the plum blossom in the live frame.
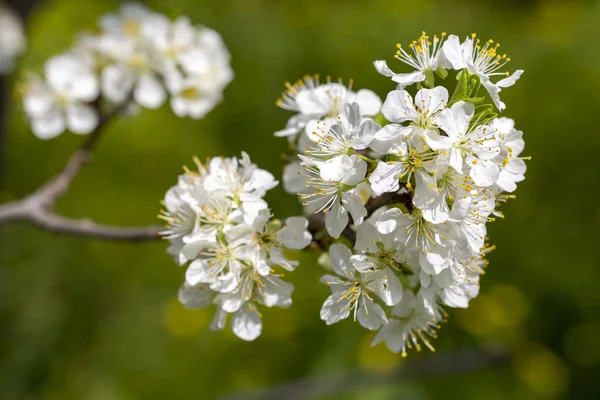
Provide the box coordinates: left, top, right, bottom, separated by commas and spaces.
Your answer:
442, 34, 523, 110
160, 153, 311, 341
0, 5, 26, 74
374, 32, 451, 87
275, 75, 381, 142
23, 54, 99, 139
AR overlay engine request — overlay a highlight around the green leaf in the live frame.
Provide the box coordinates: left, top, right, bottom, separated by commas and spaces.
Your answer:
470, 104, 498, 129
423, 68, 435, 88
435, 67, 448, 80
450, 69, 469, 104
464, 96, 485, 105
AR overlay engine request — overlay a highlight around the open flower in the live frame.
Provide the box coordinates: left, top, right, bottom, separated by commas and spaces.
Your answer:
374, 86, 448, 149
0, 5, 26, 75
374, 32, 450, 87
491, 117, 527, 192
23, 54, 99, 139
443, 34, 523, 110
275, 75, 381, 141
371, 290, 443, 356
299, 154, 367, 238
320, 244, 393, 330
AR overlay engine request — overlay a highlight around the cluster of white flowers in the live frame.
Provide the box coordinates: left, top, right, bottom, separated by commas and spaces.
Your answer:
21, 2, 233, 139
275, 31, 527, 355
160, 153, 312, 341
0, 4, 26, 75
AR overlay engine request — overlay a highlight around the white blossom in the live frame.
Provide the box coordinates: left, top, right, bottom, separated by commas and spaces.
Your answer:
0, 5, 26, 74
443, 34, 523, 110
374, 32, 451, 87
371, 291, 444, 356
160, 153, 311, 341
299, 154, 367, 238
275, 75, 381, 142
320, 244, 393, 330
23, 54, 99, 139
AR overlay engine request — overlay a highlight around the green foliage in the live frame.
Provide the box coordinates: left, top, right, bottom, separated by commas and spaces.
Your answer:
449, 69, 484, 106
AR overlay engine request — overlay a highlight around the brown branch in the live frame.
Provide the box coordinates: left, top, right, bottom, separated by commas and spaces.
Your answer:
0, 98, 163, 242
219, 345, 510, 400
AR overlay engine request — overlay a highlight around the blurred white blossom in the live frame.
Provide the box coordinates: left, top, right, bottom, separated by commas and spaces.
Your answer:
0, 5, 25, 75
21, 2, 233, 139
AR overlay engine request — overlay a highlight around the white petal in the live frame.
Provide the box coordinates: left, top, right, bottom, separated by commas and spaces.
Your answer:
31, 111, 65, 140
415, 87, 449, 115
369, 162, 401, 195
357, 298, 388, 330
278, 217, 312, 249
470, 159, 500, 187
185, 260, 213, 285
391, 71, 426, 85
326, 200, 349, 239
134, 74, 166, 109
342, 192, 367, 226
328, 243, 354, 279
354, 89, 382, 116
442, 35, 467, 70
373, 60, 397, 77
102, 65, 134, 103
496, 70, 524, 88
23, 90, 53, 117
381, 90, 416, 123
231, 304, 262, 341
178, 283, 213, 309
66, 104, 98, 134
320, 292, 351, 325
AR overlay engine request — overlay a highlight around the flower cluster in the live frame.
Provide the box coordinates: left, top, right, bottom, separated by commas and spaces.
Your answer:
0, 4, 26, 75
275, 31, 527, 355
160, 153, 312, 341
21, 2, 233, 139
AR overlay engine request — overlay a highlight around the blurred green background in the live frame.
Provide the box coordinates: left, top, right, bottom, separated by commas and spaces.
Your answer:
1, 0, 599, 399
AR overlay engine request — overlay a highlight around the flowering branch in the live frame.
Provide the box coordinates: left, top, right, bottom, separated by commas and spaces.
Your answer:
0, 98, 162, 242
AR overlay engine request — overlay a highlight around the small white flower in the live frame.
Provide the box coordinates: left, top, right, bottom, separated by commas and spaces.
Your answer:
101, 46, 166, 109
320, 244, 392, 330
380, 208, 455, 275
371, 290, 444, 356
214, 267, 294, 341
369, 142, 439, 196
412, 167, 474, 224
299, 154, 367, 238
275, 75, 381, 141
374, 32, 450, 86
0, 5, 26, 75
374, 86, 448, 149
228, 209, 311, 273
99, 2, 153, 39
434, 101, 502, 187
203, 152, 278, 205
178, 282, 214, 309
306, 103, 381, 157
23, 54, 99, 139
449, 192, 496, 253
443, 34, 524, 110
491, 118, 527, 192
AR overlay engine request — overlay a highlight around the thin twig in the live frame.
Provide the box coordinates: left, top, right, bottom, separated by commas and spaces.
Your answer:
219, 345, 510, 400
0, 98, 163, 242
